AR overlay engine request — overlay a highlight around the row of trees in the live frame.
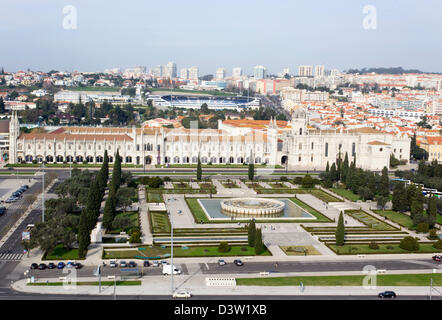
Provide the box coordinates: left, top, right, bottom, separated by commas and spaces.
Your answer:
77, 150, 110, 258
396, 159, 442, 192
320, 152, 390, 202
247, 220, 265, 254
392, 182, 437, 227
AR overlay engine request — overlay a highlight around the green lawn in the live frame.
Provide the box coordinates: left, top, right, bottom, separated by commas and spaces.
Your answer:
44, 244, 82, 261
104, 245, 270, 259
289, 198, 332, 222
146, 192, 163, 203
308, 189, 343, 203
345, 210, 397, 231
373, 210, 414, 229
185, 198, 209, 222
237, 273, 442, 286
330, 188, 360, 201
150, 211, 170, 233
29, 280, 141, 286
328, 242, 439, 255
106, 211, 139, 234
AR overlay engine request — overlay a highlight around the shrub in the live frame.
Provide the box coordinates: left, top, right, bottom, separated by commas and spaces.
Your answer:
399, 236, 420, 251
129, 230, 141, 243
386, 245, 394, 250
218, 241, 231, 253
416, 223, 429, 233
368, 241, 379, 249
293, 177, 303, 185
163, 176, 172, 182
429, 229, 438, 240
433, 239, 442, 250
280, 176, 288, 182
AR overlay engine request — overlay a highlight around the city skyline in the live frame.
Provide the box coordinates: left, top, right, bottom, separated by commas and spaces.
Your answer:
1, 0, 442, 74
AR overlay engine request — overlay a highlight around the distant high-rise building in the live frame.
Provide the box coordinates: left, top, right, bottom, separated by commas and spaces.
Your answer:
314, 65, 325, 78
298, 65, 313, 77
330, 69, 340, 77
180, 68, 189, 80
151, 65, 163, 77
283, 68, 290, 75
232, 67, 243, 78
164, 62, 177, 78
188, 66, 199, 80
254, 66, 267, 79
216, 68, 226, 80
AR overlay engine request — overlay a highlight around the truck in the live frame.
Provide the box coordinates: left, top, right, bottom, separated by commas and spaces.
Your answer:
162, 265, 182, 275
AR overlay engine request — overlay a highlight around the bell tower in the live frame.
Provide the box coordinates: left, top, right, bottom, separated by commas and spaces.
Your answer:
291, 107, 308, 136
8, 111, 19, 164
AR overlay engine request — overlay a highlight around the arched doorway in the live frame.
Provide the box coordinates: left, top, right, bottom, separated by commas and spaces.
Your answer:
145, 156, 152, 165
281, 155, 288, 165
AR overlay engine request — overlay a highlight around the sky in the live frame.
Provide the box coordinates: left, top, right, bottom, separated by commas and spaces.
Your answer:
1, 0, 441, 75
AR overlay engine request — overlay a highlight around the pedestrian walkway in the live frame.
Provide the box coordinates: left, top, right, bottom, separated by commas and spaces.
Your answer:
0, 252, 23, 261
138, 187, 153, 245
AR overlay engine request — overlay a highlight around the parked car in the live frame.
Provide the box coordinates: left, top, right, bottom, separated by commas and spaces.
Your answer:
22, 185, 29, 190
432, 255, 442, 262
234, 259, 243, 266
30, 263, 39, 270
74, 262, 82, 269
172, 290, 191, 298
128, 261, 137, 268
57, 262, 65, 269
66, 261, 74, 268
5, 197, 17, 203
152, 261, 159, 267
120, 261, 127, 268
47, 262, 56, 269
218, 259, 226, 266
109, 260, 118, 268
378, 291, 397, 298
38, 263, 47, 270
0, 207, 6, 216
143, 260, 150, 267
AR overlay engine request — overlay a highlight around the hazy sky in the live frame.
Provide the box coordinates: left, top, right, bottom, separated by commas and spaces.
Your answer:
1, 0, 441, 75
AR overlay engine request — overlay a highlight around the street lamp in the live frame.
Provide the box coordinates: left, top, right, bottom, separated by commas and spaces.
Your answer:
41, 163, 46, 223
170, 209, 174, 294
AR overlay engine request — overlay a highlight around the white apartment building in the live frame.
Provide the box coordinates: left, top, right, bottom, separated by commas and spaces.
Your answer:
232, 67, 243, 78
298, 65, 313, 77
315, 65, 325, 78
216, 68, 226, 80
254, 66, 267, 79
188, 67, 199, 81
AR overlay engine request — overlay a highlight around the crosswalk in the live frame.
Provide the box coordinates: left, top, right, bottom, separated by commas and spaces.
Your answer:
0, 253, 24, 261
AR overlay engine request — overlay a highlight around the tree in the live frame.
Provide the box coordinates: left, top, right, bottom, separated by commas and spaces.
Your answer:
248, 162, 255, 181
341, 153, 349, 182
376, 196, 388, 210
301, 174, 315, 188
399, 236, 419, 251
427, 195, 437, 227
102, 190, 116, 229
411, 186, 425, 225
392, 182, 407, 212
112, 149, 122, 190
115, 187, 136, 211
196, 156, 202, 181
248, 220, 256, 247
218, 241, 231, 253
112, 215, 132, 231
335, 212, 345, 246
77, 215, 90, 259
129, 229, 141, 243
254, 228, 264, 254
0, 97, 5, 114
379, 167, 390, 197
330, 163, 337, 182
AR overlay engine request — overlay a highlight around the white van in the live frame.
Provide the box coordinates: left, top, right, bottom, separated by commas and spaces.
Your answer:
162, 265, 182, 275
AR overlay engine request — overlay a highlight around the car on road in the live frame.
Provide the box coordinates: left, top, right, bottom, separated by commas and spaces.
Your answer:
143, 261, 150, 267
128, 261, 137, 268
57, 262, 65, 269
66, 261, 74, 268
74, 262, 82, 269
152, 261, 159, 267
218, 259, 226, 266
30, 263, 38, 270
109, 260, 118, 268
378, 291, 397, 298
172, 290, 191, 298
38, 263, 47, 270
161, 260, 168, 265
233, 259, 243, 266
0, 207, 6, 216
432, 255, 442, 262
120, 261, 127, 268
5, 197, 18, 203
47, 262, 56, 269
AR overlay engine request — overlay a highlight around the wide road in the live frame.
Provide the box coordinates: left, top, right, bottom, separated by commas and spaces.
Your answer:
25, 258, 441, 279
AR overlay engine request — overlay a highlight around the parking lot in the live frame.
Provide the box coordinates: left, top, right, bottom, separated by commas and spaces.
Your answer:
0, 177, 35, 205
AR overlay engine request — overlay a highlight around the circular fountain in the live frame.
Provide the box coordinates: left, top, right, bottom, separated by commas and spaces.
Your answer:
220, 198, 285, 216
